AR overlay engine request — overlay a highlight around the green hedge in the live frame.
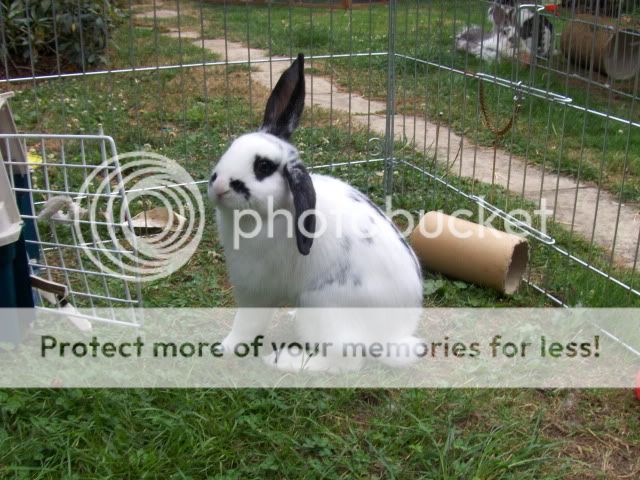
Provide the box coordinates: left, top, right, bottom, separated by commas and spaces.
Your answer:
1, 0, 121, 74
560, 0, 634, 16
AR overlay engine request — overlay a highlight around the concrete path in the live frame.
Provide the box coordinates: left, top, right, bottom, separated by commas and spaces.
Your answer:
137, 8, 640, 268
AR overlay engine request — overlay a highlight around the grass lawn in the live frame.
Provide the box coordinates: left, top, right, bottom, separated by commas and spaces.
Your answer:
177, 0, 640, 203
1, 4, 639, 478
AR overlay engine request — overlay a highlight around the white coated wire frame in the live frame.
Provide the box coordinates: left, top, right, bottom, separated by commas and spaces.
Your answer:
1, 0, 639, 310
1, 132, 143, 326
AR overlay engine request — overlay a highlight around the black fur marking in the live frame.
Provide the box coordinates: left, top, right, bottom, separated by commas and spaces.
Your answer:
229, 179, 250, 200
335, 263, 350, 285
340, 236, 352, 253
349, 187, 387, 222
350, 187, 422, 279
307, 262, 352, 291
284, 161, 316, 255
361, 236, 375, 245
357, 226, 375, 245
518, 15, 553, 55
311, 276, 335, 291
209, 172, 217, 184
349, 191, 363, 203
253, 155, 279, 181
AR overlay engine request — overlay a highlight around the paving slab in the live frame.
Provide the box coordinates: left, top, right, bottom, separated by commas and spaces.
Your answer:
131, 10, 640, 267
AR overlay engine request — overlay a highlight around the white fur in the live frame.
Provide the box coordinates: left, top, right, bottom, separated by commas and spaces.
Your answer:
455, 25, 517, 61
456, 2, 554, 61
209, 132, 423, 372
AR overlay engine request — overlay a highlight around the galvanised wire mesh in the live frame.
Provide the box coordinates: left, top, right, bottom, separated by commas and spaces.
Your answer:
0, 130, 143, 326
389, 0, 640, 308
1, 0, 639, 311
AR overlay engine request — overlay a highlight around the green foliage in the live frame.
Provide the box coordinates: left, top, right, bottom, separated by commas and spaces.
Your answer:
0, 0, 121, 72
560, 0, 635, 16
0, 389, 571, 478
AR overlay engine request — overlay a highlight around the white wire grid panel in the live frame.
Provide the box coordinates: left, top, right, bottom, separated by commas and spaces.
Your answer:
1, 132, 143, 326
0, 0, 639, 309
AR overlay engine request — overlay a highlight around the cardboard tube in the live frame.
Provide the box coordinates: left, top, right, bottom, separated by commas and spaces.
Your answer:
410, 212, 529, 295
561, 14, 640, 81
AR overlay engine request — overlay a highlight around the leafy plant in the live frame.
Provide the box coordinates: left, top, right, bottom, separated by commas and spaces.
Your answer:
560, 0, 635, 16
0, 0, 121, 73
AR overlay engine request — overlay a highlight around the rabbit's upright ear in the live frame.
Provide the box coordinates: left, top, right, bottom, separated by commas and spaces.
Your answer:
284, 160, 316, 255
261, 53, 305, 140
490, 5, 508, 27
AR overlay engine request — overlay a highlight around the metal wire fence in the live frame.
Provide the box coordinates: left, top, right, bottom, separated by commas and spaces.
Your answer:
1, 0, 639, 310
0, 130, 143, 325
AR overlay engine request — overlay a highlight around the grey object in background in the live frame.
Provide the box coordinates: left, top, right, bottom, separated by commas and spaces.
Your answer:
562, 14, 640, 80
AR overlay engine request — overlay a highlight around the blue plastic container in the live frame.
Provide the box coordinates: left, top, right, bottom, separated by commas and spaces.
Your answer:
1, 158, 34, 342
0, 241, 18, 306
0, 233, 34, 342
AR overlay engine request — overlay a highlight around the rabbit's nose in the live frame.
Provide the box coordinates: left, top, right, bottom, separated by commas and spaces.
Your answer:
211, 176, 230, 197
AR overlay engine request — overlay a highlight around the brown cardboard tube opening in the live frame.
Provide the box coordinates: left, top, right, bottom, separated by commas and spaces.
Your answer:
410, 212, 529, 295
561, 14, 640, 81
604, 30, 640, 81
505, 241, 529, 295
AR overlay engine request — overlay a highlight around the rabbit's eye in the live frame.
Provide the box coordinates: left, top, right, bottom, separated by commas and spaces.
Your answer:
254, 155, 278, 180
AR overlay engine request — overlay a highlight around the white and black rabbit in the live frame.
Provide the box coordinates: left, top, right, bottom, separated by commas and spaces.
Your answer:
456, 2, 519, 61
208, 54, 423, 372
456, 1, 554, 61
455, 23, 517, 61
490, 1, 554, 59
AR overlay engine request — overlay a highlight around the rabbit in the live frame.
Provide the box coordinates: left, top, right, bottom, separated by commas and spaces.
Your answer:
515, 7, 554, 58
456, 1, 520, 61
457, 1, 554, 62
455, 24, 518, 61
208, 54, 424, 373
489, 1, 554, 59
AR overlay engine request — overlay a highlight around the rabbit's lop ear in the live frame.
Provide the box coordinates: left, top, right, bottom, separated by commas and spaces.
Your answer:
261, 53, 305, 140
284, 160, 316, 256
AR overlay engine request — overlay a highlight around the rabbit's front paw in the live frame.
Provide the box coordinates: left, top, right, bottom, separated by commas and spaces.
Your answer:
263, 349, 309, 372
217, 334, 247, 357
263, 348, 363, 373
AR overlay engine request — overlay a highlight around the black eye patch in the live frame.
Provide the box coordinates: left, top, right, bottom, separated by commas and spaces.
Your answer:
230, 179, 250, 200
253, 155, 279, 181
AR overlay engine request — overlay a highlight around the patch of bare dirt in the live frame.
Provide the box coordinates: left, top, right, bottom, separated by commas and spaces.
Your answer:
541, 390, 640, 479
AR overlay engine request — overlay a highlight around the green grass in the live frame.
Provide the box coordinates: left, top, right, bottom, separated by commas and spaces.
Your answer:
8, 2, 640, 308
0, 389, 564, 478
1, 388, 638, 478
14, 81, 640, 307
189, 0, 640, 202
1, 10, 640, 479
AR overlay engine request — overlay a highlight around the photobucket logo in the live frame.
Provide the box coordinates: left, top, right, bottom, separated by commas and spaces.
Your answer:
74, 151, 205, 282
231, 196, 552, 248
407, 197, 553, 241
